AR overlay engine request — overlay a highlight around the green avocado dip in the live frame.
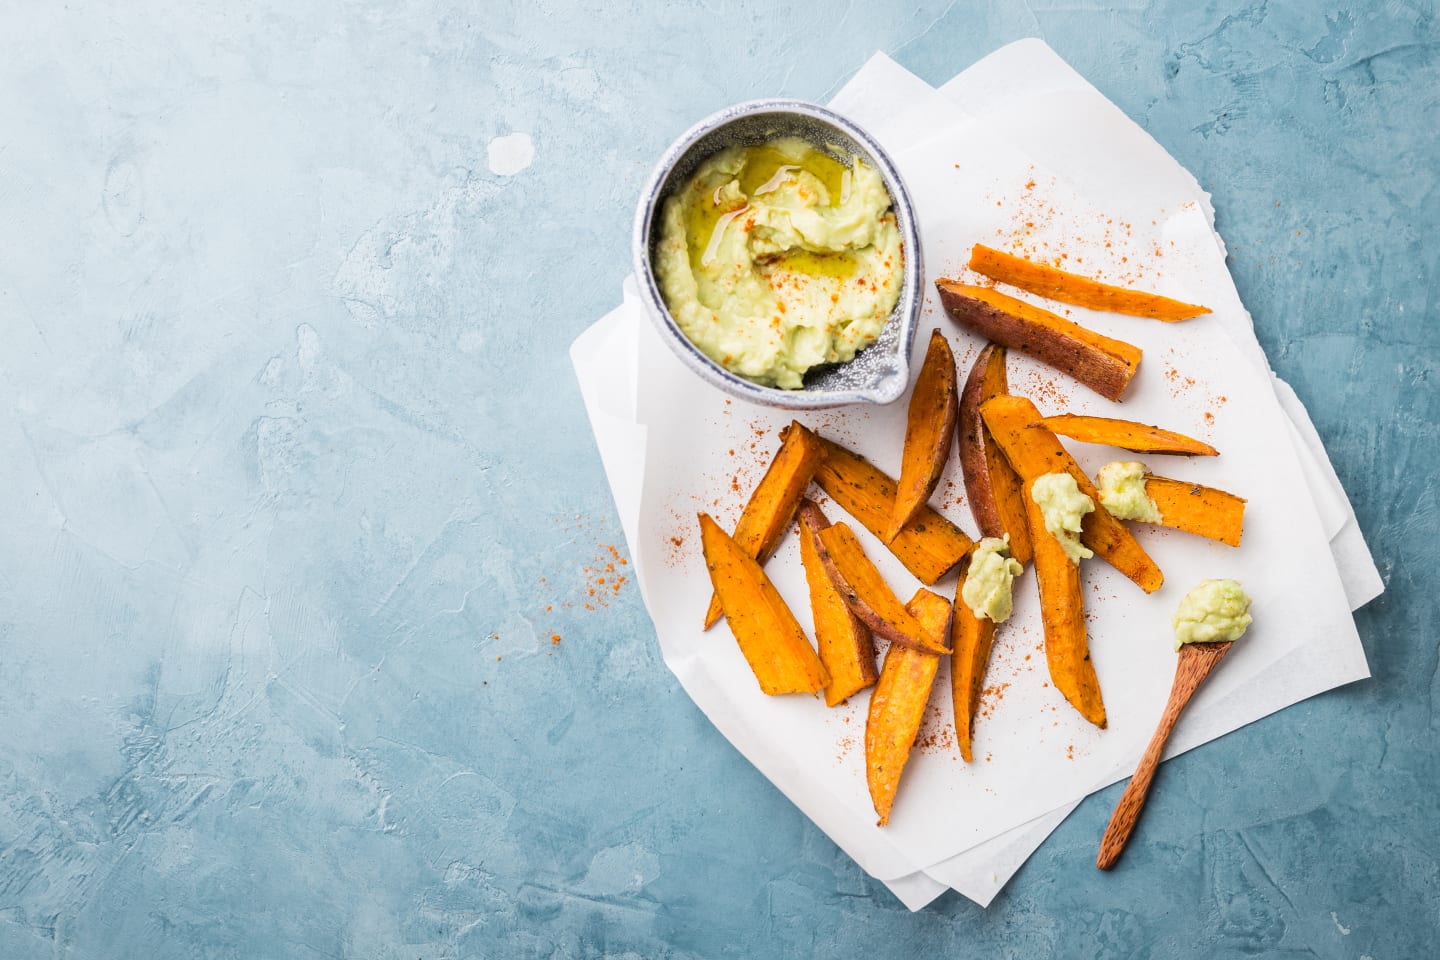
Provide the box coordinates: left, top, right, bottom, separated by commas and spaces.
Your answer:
960, 536, 1025, 623
1096, 461, 1162, 523
1031, 472, 1095, 565
1172, 579, 1252, 651
652, 137, 903, 388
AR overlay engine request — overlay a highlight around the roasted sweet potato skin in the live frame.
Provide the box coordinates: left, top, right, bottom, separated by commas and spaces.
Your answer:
950, 552, 999, 762
981, 395, 1163, 594
892, 330, 959, 538
704, 421, 827, 629
866, 589, 952, 825
797, 500, 879, 706
699, 513, 829, 696
815, 522, 951, 656
1020, 488, 1107, 727
1143, 476, 1246, 547
1037, 414, 1218, 457
968, 243, 1212, 322
958, 344, 1033, 566
936, 280, 1141, 402
805, 433, 972, 585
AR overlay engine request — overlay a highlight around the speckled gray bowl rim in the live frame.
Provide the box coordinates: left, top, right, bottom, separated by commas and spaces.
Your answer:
632, 99, 923, 410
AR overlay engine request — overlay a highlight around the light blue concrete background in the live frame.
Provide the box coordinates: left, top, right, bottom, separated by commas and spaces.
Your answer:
0, 2, 1435, 957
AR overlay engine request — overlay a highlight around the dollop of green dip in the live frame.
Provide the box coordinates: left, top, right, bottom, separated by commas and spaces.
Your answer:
1096, 461, 1162, 523
1172, 579, 1252, 650
1031, 472, 1095, 565
653, 137, 902, 389
961, 536, 1025, 623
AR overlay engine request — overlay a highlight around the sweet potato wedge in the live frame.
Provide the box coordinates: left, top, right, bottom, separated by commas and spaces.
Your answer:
805, 433, 972, 585
698, 513, 829, 696
703, 420, 827, 629
1037, 414, 1218, 457
981, 395, 1163, 593
1143, 476, 1246, 547
815, 522, 952, 656
935, 280, 1142, 402
891, 330, 959, 538
950, 551, 999, 762
798, 500, 879, 706
958, 344, 1033, 566
1021, 484, 1107, 727
968, 243, 1212, 322
866, 588, 952, 826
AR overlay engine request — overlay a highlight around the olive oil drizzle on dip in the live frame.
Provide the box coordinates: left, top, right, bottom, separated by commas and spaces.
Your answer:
655, 137, 903, 389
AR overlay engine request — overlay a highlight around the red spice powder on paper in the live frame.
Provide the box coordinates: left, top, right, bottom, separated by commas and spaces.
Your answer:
916, 702, 957, 755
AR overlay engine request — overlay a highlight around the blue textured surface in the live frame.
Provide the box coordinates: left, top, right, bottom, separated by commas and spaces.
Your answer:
1, 2, 1435, 956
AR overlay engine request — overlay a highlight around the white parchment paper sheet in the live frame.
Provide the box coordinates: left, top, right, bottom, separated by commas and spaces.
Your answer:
571, 40, 1380, 910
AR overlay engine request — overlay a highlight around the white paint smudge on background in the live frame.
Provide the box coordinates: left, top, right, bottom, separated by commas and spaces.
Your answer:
487, 132, 534, 176
577, 843, 659, 895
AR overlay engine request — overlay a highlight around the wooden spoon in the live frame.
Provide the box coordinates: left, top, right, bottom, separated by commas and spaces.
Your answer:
1096, 639, 1234, 870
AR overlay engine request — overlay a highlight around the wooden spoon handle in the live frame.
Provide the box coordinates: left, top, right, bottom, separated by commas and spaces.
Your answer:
1096, 704, 1180, 868
1096, 640, 1233, 870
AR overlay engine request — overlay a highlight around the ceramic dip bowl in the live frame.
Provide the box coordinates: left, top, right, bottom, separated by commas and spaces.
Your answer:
632, 99, 923, 409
